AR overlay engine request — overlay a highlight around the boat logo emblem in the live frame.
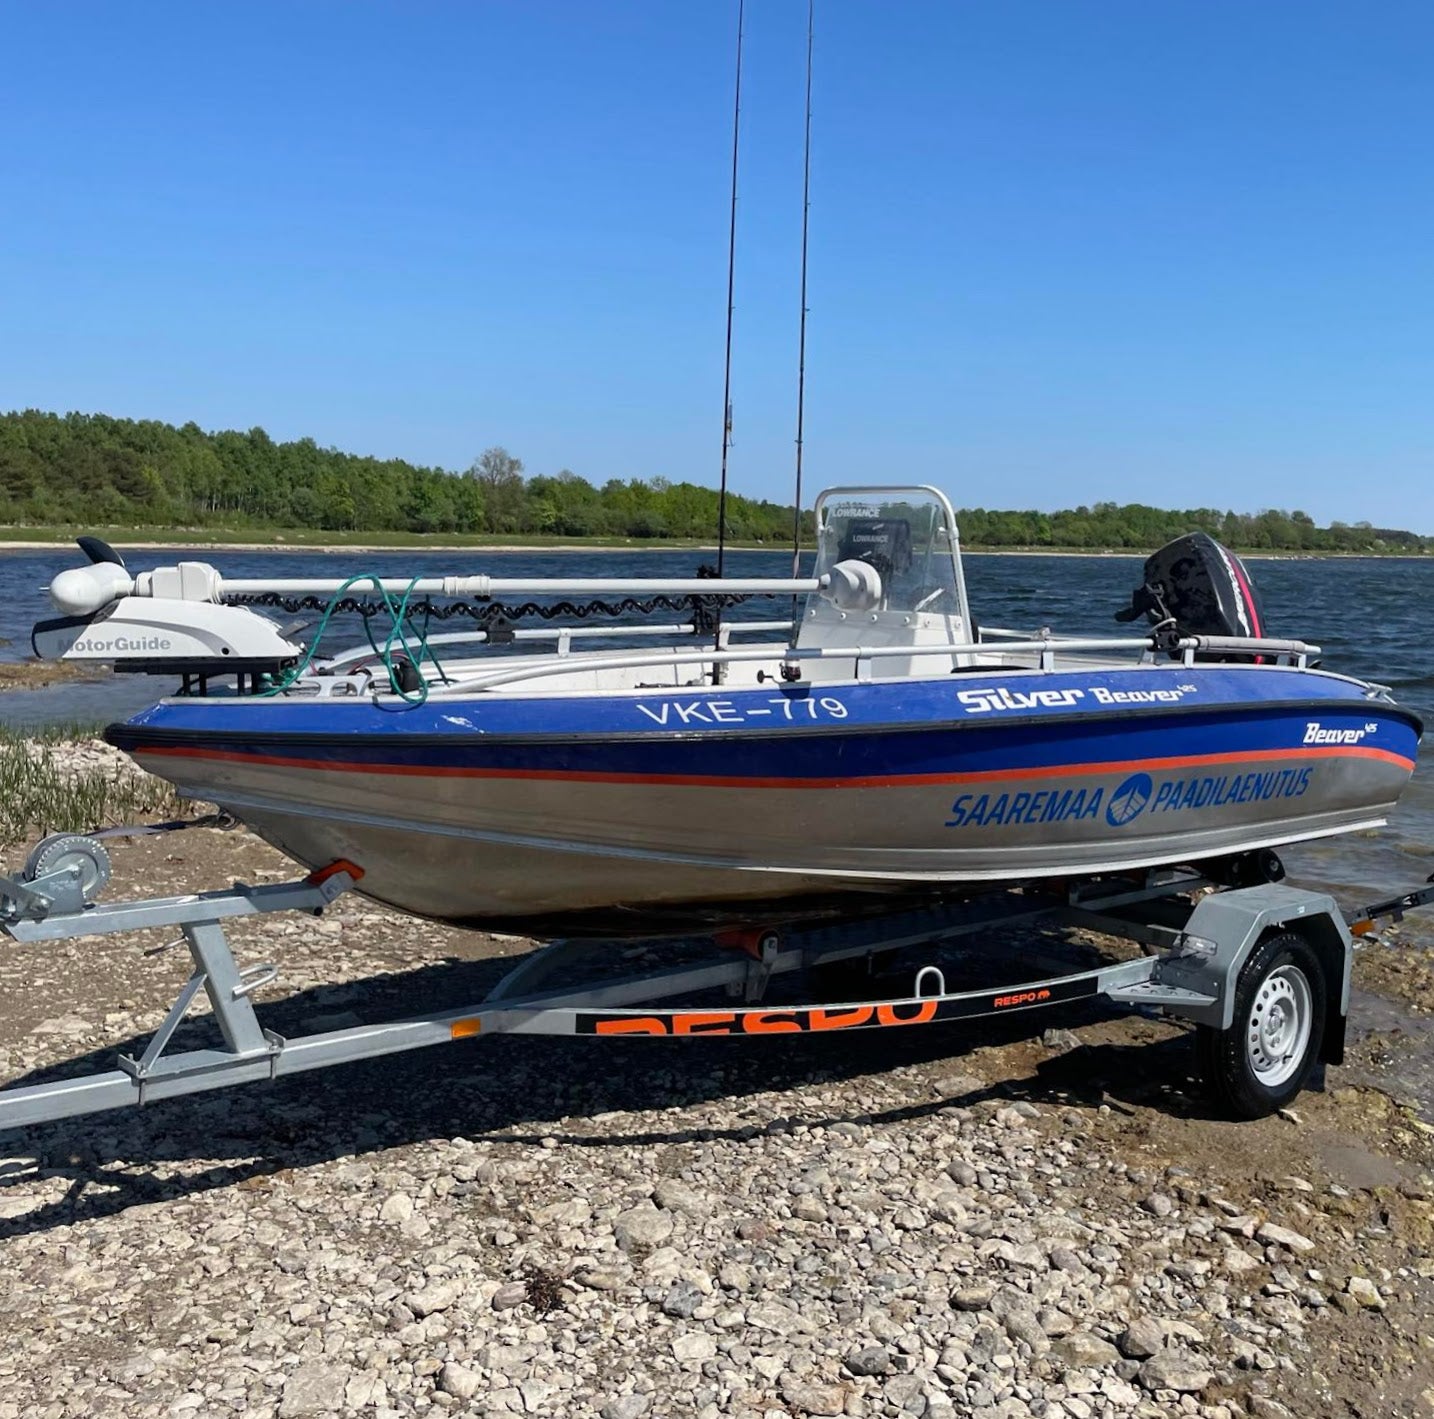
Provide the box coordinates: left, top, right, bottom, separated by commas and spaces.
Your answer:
1303, 721, 1376, 746
1106, 772, 1153, 828
73, 635, 173, 653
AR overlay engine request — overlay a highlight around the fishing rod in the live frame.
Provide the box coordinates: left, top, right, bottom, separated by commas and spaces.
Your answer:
791, 0, 815, 619
712, 0, 745, 680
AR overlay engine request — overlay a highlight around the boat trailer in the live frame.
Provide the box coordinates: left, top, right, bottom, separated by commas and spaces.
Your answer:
1, 833, 1431, 1130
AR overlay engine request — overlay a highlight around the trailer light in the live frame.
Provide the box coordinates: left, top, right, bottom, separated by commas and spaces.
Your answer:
1173, 933, 1218, 961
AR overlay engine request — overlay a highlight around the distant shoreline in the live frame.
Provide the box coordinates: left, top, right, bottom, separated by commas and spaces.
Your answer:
0, 533, 1428, 561
0, 537, 711, 554
0, 534, 1426, 561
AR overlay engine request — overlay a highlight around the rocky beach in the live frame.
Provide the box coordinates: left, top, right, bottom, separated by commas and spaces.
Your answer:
0, 742, 1431, 1419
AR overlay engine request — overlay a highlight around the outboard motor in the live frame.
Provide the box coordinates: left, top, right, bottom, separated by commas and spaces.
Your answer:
1115, 532, 1267, 660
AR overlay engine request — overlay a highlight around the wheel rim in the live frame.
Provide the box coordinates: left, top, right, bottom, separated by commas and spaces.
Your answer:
1246, 964, 1313, 1088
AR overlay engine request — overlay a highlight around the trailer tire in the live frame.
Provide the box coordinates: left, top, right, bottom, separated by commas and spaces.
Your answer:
1198, 931, 1325, 1120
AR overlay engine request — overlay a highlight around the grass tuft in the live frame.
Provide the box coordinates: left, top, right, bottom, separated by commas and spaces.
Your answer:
0, 730, 186, 846
522, 1263, 566, 1315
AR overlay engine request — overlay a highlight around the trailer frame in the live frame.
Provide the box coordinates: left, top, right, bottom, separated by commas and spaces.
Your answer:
2, 838, 1430, 1132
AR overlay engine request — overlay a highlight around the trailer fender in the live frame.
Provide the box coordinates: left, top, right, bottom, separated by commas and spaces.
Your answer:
1156, 884, 1352, 1043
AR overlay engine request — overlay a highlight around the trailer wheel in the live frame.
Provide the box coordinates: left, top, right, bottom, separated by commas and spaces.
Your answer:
1198, 931, 1325, 1120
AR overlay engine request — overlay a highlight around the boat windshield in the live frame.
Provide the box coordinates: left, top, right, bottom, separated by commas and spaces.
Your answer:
813, 487, 967, 618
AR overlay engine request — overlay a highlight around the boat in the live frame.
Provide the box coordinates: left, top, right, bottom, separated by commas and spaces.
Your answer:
32, 485, 1423, 936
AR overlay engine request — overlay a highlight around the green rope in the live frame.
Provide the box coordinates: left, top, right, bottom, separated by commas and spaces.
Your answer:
261, 573, 448, 703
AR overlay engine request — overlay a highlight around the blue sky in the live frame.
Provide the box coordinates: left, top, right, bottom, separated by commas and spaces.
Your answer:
2, 1, 1432, 530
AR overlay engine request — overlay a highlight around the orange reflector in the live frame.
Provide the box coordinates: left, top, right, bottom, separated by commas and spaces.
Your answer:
450, 1018, 482, 1039
1350, 919, 1375, 937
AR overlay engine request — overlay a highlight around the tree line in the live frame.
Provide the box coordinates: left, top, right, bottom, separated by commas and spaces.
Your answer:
0, 411, 801, 540
0, 410, 1427, 553
956, 503, 1430, 554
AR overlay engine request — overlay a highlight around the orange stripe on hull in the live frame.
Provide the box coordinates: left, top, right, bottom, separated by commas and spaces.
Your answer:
134, 741, 1417, 789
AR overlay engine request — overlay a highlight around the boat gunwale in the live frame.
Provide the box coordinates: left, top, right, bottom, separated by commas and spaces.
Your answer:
105, 693, 1425, 754
416, 631, 1324, 697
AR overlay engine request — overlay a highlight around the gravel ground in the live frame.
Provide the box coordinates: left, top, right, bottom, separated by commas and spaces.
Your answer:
1, 747, 1433, 1419
0, 661, 104, 690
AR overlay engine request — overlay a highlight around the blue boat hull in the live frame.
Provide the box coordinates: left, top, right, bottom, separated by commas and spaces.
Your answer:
108, 665, 1422, 936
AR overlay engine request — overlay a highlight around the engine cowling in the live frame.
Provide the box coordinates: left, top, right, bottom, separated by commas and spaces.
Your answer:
1116, 532, 1267, 642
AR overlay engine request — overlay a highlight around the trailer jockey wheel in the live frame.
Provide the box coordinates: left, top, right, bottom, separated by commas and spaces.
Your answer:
1198, 931, 1325, 1120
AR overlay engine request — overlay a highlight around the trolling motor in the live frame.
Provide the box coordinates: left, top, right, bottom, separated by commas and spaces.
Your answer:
32, 591, 303, 679
33, 536, 303, 678
32, 538, 305, 682
31, 538, 886, 683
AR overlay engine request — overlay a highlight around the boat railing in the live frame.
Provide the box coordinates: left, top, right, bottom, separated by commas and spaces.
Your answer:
319, 619, 797, 670
1179, 635, 1317, 660
416, 632, 1320, 696
975, 626, 1322, 661
977, 625, 1085, 641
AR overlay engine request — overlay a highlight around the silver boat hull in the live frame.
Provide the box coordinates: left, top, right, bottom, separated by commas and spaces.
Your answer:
134, 748, 1410, 936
